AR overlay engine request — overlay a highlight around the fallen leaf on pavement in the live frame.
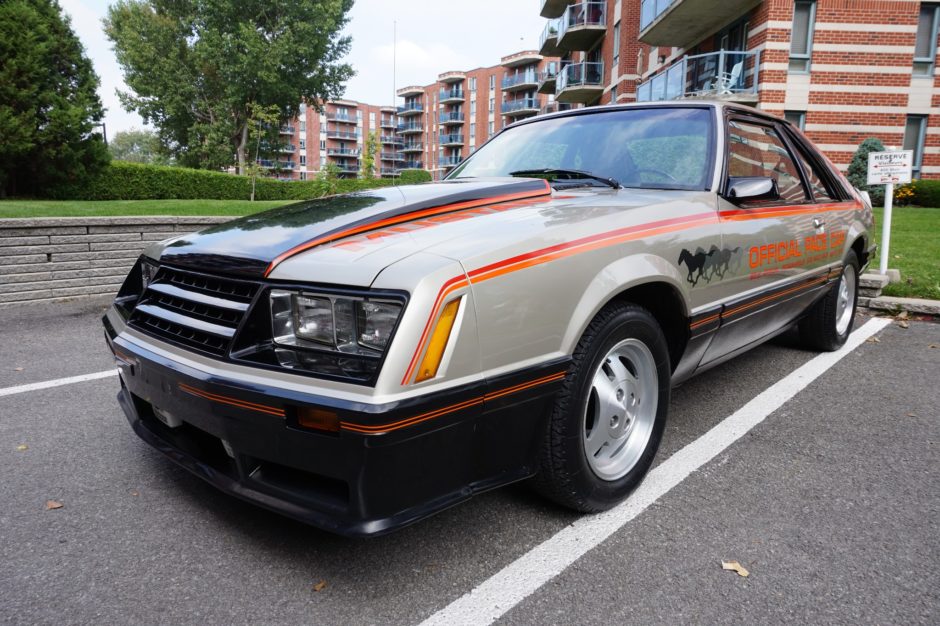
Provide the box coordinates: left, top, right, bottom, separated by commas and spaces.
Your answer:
721, 560, 750, 577
907, 413, 918, 417
45, 500, 63, 510
312, 580, 327, 592
866, 336, 880, 343
16, 444, 28, 451
897, 311, 909, 320
929, 344, 939, 349
14, 367, 23, 372
898, 321, 909, 329
130, 490, 140, 497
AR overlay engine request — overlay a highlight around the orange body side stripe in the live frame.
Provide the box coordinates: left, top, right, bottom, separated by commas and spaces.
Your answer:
178, 383, 286, 417
723, 275, 828, 318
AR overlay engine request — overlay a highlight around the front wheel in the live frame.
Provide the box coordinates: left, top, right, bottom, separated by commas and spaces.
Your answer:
799, 251, 859, 351
533, 302, 671, 513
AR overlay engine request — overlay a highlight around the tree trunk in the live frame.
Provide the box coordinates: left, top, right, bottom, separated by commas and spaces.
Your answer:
236, 123, 248, 175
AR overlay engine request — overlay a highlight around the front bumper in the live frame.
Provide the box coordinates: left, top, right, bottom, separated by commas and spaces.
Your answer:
105, 318, 566, 537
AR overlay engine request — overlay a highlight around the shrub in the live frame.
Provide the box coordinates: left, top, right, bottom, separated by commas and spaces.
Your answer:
904, 178, 940, 207
45, 161, 414, 201
399, 169, 432, 184
846, 138, 886, 207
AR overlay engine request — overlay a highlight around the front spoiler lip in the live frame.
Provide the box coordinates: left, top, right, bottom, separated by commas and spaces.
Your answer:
117, 387, 475, 537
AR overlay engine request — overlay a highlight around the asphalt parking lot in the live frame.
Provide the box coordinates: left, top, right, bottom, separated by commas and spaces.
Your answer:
1, 298, 937, 625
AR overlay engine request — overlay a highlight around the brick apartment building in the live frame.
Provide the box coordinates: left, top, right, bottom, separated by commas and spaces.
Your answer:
537, 0, 940, 178
273, 51, 559, 181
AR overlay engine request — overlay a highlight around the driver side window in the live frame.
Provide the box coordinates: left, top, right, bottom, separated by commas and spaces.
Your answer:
727, 119, 808, 204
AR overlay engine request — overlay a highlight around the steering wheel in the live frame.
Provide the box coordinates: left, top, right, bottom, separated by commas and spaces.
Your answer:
633, 168, 678, 183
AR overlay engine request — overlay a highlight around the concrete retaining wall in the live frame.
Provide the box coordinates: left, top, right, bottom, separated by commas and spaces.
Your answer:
0, 217, 232, 306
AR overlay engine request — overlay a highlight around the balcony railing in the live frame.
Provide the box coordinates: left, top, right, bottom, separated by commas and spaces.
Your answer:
257, 160, 296, 169
440, 133, 464, 145
381, 152, 405, 161
439, 88, 465, 102
278, 125, 295, 135
325, 128, 359, 140
381, 135, 403, 144
401, 161, 423, 170
380, 168, 400, 176
635, 50, 760, 104
398, 103, 424, 115
439, 155, 463, 167
641, 0, 671, 31
539, 19, 561, 56
400, 142, 424, 152
538, 66, 559, 94
397, 122, 424, 133
558, 2, 606, 50
501, 98, 540, 115
439, 112, 465, 124
502, 71, 539, 90
326, 148, 362, 157
327, 114, 356, 124
380, 117, 397, 128
557, 62, 604, 92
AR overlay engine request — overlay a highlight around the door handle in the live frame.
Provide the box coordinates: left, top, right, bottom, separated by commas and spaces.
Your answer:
813, 218, 825, 229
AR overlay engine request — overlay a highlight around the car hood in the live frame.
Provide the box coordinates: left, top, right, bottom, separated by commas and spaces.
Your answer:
153, 178, 551, 280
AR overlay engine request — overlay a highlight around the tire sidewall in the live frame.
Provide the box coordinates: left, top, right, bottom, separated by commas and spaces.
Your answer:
561, 307, 671, 510
833, 251, 861, 347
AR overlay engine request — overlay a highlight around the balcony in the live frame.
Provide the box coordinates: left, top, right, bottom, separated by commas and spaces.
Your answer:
401, 161, 423, 170
440, 133, 464, 146
397, 122, 424, 134
502, 71, 539, 92
398, 103, 423, 117
501, 98, 540, 117
640, 0, 761, 48
439, 88, 465, 103
540, 0, 571, 18
439, 112, 465, 125
381, 134, 403, 145
437, 71, 466, 84
279, 125, 295, 135
539, 19, 561, 57
334, 164, 360, 175
556, 62, 604, 104
279, 144, 296, 153
380, 117, 397, 129
440, 155, 463, 168
325, 127, 359, 140
540, 102, 574, 116
635, 50, 760, 104
400, 143, 424, 153
327, 113, 356, 124
501, 50, 543, 68
558, 2, 606, 51
257, 160, 295, 169
538, 67, 559, 94
381, 152, 404, 161
380, 168, 400, 177
326, 147, 362, 157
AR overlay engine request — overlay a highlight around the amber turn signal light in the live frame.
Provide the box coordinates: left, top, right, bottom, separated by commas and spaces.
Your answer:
296, 407, 340, 433
415, 298, 461, 383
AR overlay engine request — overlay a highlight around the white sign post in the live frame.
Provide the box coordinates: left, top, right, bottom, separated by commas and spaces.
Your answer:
867, 150, 913, 275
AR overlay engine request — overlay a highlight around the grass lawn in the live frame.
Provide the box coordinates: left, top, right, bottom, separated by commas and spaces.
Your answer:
871, 206, 940, 301
0, 199, 291, 218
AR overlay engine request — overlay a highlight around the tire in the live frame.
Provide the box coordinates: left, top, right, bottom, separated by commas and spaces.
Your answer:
533, 302, 671, 513
798, 250, 860, 351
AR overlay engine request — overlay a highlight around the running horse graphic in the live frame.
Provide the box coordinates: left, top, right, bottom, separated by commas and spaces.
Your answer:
678, 248, 710, 286
679, 246, 743, 286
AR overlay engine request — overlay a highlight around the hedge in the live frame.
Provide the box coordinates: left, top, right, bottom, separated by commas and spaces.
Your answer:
46, 161, 433, 201
896, 178, 940, 207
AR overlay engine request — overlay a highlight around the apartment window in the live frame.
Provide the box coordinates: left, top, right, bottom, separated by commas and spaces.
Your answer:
489, 98, 495, 113
369, 112, 375, 124
300, 155, 306, 166
300, 121, 306, 132
470, 122, 475, 137
319, 140, 326, 151
914, 5, 940, 76
300, 171, 306, 181
470, 101, 476, 116
489, 75, 495, 90
488, 121, 494, 135
613, 21, 621, 67
903, 115, 928, 178
784, 110, 806, 131
299, 139, 306, 150
789, 1, 816, 72
470, 77, 477, 91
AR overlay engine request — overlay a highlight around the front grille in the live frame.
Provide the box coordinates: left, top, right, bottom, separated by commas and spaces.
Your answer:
128, 265, 260, 357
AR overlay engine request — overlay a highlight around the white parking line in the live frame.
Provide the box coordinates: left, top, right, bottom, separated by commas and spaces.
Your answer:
0, 370, 118, 398
420, 317, 892, 626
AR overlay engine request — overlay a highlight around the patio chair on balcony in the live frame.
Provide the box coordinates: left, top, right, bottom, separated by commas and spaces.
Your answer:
715, 61, 744, 95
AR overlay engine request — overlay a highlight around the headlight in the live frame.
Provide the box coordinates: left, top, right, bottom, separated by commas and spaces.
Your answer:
271, 290, 402, 356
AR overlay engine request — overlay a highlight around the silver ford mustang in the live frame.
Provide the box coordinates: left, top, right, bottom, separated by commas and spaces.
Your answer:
103, 102, 874, 536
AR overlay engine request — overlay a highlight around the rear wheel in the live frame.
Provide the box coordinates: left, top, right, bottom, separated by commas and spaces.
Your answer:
533, 302, 670, 512
799, 250, 859, 351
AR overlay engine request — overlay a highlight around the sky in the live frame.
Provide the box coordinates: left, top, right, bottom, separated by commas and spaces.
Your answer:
59, 0, 547, 136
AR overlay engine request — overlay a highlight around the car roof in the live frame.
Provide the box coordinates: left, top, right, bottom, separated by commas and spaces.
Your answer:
507, 100, 786, 131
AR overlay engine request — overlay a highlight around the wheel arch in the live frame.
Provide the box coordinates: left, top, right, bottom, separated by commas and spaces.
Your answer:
560, 253, 690, 373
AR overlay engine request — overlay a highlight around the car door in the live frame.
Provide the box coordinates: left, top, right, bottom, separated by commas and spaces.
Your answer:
700, 114, 824, 366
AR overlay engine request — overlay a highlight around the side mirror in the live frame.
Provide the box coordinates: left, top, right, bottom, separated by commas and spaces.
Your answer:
725, 177, 780, 204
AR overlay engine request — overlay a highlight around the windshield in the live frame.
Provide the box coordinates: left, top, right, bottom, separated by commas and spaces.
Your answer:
449, 107, 715, 191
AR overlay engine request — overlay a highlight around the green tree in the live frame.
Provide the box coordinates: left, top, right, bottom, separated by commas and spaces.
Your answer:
245, 104, 282, 201
110, 127, 169, 164
0, 0, 108, 197
847, 137, 886, 207
105, 0, 355, 174
317, 162, 342, 195
361, 131, 378, 179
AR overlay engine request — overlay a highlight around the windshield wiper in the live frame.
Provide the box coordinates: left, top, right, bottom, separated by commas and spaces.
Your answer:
509, 168, 620, 190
